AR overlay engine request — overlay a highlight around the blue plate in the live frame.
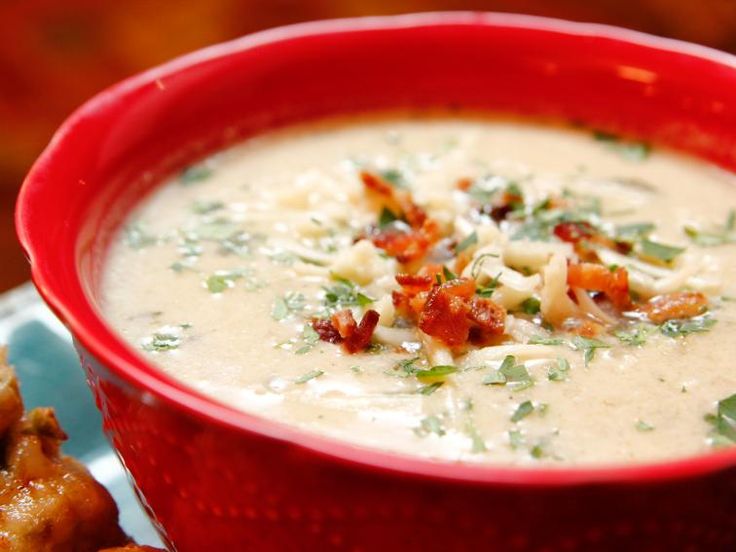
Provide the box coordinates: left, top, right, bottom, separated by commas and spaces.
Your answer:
0, 283, 162, 548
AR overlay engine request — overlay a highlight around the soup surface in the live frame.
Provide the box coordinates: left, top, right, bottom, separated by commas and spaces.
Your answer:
102, 116, 736, 465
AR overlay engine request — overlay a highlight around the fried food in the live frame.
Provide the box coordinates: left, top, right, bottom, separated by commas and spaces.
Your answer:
0, 348, 133, 552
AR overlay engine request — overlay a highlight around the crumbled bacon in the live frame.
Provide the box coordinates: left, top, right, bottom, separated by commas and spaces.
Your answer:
641, 291, 708, 324
567, 262, 631, 311
562, 317, 604, 338
418, 285, 472, 347
395, 274, 506, 348
467, 297, 507, 345
369, 220, 439, 264
456, 177, 473, 191
312, 309, 380, 353
360, 171, 441, 266
553, 221, 596, 244
553, 221, 632, 260
311, 318, 342, 344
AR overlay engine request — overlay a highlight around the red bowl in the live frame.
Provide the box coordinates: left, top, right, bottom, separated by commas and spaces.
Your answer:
15, 12, 736, 551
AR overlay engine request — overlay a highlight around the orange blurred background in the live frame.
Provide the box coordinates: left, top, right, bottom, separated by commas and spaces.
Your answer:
3, 0, 736, 292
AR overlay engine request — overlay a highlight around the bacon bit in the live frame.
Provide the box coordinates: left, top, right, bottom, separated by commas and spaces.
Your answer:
360, 171, 441, 266
642, 291, 708, 324
456, 177, 473, 191
563, 317, 603, 338
418, 286, 471, 347
331, 309, 357, 339
467, 297, 506, 345
313, 309, 380, 353
360, 170, 394, 197
395, 273, 434, 295
311, 318, 342, 344
343, 310, 380, 353
567, 263, 631, 310
441, 277, 476, 299
554, 221, 631, 260
554, 221, 596, 244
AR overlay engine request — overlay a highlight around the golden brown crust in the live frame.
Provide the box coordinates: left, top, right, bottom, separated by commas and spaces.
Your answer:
0, 348, 132, 552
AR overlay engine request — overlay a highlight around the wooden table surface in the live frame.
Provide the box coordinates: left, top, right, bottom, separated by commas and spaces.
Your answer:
3, 0, 736, 292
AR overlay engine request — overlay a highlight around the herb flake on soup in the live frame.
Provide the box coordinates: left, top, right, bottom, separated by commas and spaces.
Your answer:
101, 116, 736, 465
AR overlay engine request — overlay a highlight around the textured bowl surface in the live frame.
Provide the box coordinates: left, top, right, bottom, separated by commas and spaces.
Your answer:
16, 12, 736, 550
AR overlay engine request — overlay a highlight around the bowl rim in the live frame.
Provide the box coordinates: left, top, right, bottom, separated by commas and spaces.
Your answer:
16, 11, 736, 487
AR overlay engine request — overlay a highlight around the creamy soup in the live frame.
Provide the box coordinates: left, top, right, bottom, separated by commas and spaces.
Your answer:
102, 116, 736, 466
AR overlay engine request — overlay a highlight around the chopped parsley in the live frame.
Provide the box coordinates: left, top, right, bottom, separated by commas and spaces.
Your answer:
141, 324, 190, 352
482, 355, 533, 391
205, 270, 243, 293
455, 231, 478, 254
180, 164, 213, 184
511, 400, 534, 422
417, 382, 444, 395
386, 356, 421, 378
593, 131, 651, 161
294, 324, 320, 355
570, 336, 611, 366
547, 357, 570, 382
639, 239, 685, 264
271, 292, 306, 321
684, 209, 736, 246
415, 365, 458, 383
528, 336, 566, 346
322, 276, 374, 311
294, 369, 324, 384
191, 200, 224, 214
519, 297, 541, 315
465, 420, 487, 453
615, 222, 655, 241
705, 393, 736, 446
508, 429, 524, 449
414, 415, 445, 437
635, 420, 655, 432
379, 168, 407, 188
660, 315, 716, 338
124, 222, 156, 249
476, 272, 502, 298
614, 324, 655, 346
378, 207, 399, 227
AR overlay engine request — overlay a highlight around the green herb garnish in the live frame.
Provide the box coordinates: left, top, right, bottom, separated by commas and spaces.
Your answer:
323, 276, 374, 311
706, 393, 736, 446
519, 297, 541, 315
180, 164, 213, 184
124, 222, 156, 249
660, 316, 716, 338
593, 131, 650, 161
635, 420, 655, 432
416, 365, 458, 383
271, 292, 306, 321
379, 168, 406, 188
191, 200, 224, 214
511, 400, 534, 422
295, 324, 320, 355
639, 239, 685, 264
455, 231, 478, 254
684, 209, 736, 246
386, 356, 421, 378
378, 207, 399, 227
614, 324, 655, 346
465, 421, 487, 453
547, 357, 570, 382
294, 370, 324, 384
615, 222, 655, 241
528, 336, 566, 346
415, 415, 445, 437
205, 270, 242, 293
570, 336, 611, 366
417, 382, 444, 395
